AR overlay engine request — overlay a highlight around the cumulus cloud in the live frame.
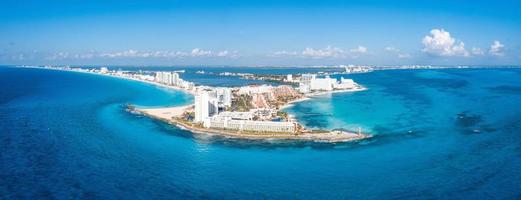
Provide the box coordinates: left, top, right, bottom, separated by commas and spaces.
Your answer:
100, 49, 143, 58
384, 47, 400, 53
190, 48, 212, 57
384, 46, 411, 58
302, 46, 346, 58
422, 29, 469, 57
216, 50, 229, 57
398, 53, 411, 58
350, 46, 367, 54
47, 52, 71, 60
270, 50, 298, 57
11, 53, 27, 60
271, 45, 368, 59
46, 48, 238, 60
488, 40, 504, 56
217, 50, 239, 58
471, 47, 484, 56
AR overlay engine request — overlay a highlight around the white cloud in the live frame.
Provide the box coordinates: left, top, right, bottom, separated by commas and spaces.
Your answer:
269, 50, 298, 57
190, 48, 212, 57
488, 40, 504, 56
13, 53, 26, 60
47, 52, 70, 60
216, 50, 229, 57
398, 53, 411, 58
271, 45, 369, 59
301, 46, 345, 58
384, 46, 411, 58
471, 47, 484, 56
384, 47, 400, 53
46, 48, 239, 60
422, 29, 469, 57
100, 49, 142, 58
217, 50, 239, 58
350, 46, 367, 54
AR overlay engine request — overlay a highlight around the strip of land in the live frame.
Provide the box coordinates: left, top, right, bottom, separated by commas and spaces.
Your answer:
20, 65, 372, 143
131, 105, 371, 142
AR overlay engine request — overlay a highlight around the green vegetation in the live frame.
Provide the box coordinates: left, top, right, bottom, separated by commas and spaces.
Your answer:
310, 129, 330, 134
276, 111, 288, 119
242, 74, 299, 86
231, 94, 253, 112
181, 111, 195, 121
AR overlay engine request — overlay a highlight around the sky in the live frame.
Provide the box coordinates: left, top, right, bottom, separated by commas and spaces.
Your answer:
1, 0, 520, 66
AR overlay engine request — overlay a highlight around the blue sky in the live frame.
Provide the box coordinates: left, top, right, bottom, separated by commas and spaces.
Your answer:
1, 0, 520, 66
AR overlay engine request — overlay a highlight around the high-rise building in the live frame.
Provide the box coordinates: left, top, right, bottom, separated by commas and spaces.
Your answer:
155, 72, 163, 83
164, 72, 172, 85
195, 90, 220, 122
209, 97, 219, 116
222, 88, 232, 107
172, 72, 180, 86
194, 91, 210, 122
301, 74, 316, 84
155, 72, 181, 86
100, 67, 109, 74
299, 83, 311, 93
213, 88, 232, 108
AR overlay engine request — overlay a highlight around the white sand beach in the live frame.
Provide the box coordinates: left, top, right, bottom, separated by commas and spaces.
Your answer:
137, 105, 193, 121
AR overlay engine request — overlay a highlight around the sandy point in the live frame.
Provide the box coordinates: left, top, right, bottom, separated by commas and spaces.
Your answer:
136, 105, 193, 121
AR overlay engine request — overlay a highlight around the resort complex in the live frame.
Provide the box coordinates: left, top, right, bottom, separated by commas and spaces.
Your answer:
153, 69, 366, 137
27, 65, 370, 142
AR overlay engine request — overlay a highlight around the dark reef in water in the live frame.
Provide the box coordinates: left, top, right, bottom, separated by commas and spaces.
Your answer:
487, 85, 521, 95
455, 112, 497, 135
456, 112, 482, 128
421, 78, 468, 89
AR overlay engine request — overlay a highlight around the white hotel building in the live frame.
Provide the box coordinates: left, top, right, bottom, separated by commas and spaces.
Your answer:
215, 87, 232, 107
194, 91, 219, 122
155, 71, 180, 86
203, 117, 296, 133
309, 76, 337, 91
195, 89, 296, 133
155, 71, 196, 92
299, 74, 356, 92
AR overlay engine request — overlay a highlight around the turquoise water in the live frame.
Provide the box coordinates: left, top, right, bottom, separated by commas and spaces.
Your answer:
1, 67, 521, 199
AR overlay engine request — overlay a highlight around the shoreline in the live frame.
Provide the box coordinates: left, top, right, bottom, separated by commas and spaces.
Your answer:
18, 65, 372, 143
17, 66, 196, 95
279, 86, 367, 110
131, 106, 371, 143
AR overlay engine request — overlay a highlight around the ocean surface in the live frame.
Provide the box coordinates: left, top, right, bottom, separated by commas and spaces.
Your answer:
1, 66, 521, 199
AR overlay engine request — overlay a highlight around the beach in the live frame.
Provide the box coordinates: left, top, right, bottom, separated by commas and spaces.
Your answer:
22, 66, 196, 95
136, 105, 193, 121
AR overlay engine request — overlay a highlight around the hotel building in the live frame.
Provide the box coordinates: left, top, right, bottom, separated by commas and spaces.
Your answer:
299, 74, 357, 92
155, 71, 180, 86
194, 91, 219, 122
203, 117, 296, 133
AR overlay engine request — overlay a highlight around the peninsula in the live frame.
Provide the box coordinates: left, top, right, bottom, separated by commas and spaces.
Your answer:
22, 65, 371, 143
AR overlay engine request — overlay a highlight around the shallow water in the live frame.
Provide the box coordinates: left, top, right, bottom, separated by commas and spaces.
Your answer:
1, 67, 520, 199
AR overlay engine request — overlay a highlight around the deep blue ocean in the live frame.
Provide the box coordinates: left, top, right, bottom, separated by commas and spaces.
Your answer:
1, 66, 521, 199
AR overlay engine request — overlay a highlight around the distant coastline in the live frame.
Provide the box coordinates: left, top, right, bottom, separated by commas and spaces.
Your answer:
18, 65, 196, 95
